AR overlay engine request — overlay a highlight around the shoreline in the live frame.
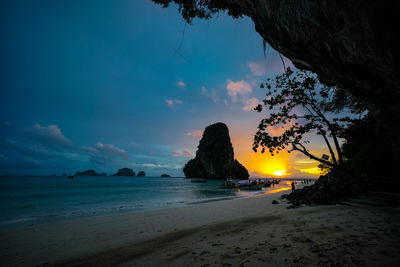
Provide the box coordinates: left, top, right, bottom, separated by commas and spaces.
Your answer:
0, 179, 299, 232
1, 188, 399, 266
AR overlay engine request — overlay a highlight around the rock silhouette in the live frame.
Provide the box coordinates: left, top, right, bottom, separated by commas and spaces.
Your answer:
137, 171, 145, 177
112, 168, 135, 177
183, 123, 249, 179
75, 169, 100, 176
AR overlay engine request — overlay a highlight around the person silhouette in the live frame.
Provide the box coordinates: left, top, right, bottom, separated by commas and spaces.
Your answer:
291, 181, 295, 191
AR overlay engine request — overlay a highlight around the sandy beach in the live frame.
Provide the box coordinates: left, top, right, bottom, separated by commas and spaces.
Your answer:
1, 188, 400, 267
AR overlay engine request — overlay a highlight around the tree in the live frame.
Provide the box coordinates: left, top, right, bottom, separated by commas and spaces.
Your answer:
253, 68, 364, 169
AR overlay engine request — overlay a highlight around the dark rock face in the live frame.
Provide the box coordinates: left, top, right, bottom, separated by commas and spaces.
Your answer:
75, 169, 100, 176
112, 168, 135, 177
137, 171, 145, 177
231, 160, 249, 179
282, 171, 365, 205
161, 174, 171, 177
183, 123, 249, 179
246, 1, 399, 107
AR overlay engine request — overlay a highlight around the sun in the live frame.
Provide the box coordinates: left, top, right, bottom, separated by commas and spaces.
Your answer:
272, 170, 287, 176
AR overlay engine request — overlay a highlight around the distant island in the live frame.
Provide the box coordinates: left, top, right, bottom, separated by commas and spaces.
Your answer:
183, 122, 249, 179
75, 169, 100, 176
72, 168, 146, 177
161, 174, 170, 177
112, 168, 135, 177
137, 171, 145, 177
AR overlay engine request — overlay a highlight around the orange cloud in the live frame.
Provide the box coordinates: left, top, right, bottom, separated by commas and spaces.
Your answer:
172, 151, 184, 156
183, 149, 192, 156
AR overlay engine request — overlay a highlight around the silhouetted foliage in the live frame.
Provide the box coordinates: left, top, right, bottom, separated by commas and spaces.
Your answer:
152, 0, 244, 23
342, 116, 398, 177
253, 68, 365, 169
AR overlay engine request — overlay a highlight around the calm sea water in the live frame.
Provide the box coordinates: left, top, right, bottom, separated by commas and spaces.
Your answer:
0, 176, 294, 230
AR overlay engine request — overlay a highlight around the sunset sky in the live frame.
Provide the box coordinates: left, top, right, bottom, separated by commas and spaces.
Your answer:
0, 0, 324, 177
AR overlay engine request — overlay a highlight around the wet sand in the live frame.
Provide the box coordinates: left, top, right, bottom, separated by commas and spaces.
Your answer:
1, 188, 399, 267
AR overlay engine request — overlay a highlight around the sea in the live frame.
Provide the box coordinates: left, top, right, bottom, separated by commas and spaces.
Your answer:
0, 176, 299, 231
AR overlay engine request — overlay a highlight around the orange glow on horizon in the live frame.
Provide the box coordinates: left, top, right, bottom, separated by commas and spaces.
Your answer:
230, 131, 320, 178
235, 149, 290, 177
272, 170, 287, 176
300, 167, 321, 175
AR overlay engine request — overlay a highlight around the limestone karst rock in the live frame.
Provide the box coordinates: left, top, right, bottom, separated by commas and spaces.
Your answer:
183, 123, 249, 179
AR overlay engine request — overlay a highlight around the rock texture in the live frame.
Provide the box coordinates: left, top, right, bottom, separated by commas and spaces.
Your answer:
75, 169, 100, 176
137, 171, 146, 177
112, 168, 135, 177
282, 171, 366, 205
183, 123, 249, 179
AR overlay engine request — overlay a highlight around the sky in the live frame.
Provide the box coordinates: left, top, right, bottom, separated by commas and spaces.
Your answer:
0, 0, 323, 177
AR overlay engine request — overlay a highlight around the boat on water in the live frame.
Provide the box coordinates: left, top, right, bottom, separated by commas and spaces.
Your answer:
191, 178, 207, 183
221, 178, 272, 190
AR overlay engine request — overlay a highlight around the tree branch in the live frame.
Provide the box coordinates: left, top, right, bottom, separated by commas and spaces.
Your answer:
292, 143, 335, 167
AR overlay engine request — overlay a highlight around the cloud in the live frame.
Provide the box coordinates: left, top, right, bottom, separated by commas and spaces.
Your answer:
82, 142, 129, 164
183, 149, 192, 156
24, 124, 72, 149
175, 81, 186, 90
243, 97, 259, 111
187, 130, 203, 137
226, 79, 252, 102
201, 86, 219, 103
130, 162, 183, 169
172, 151, 184, 156
165, 99, 183, 109
172, 149, 193, 157
248, 62, 268, 76
0, 123, 135, 175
